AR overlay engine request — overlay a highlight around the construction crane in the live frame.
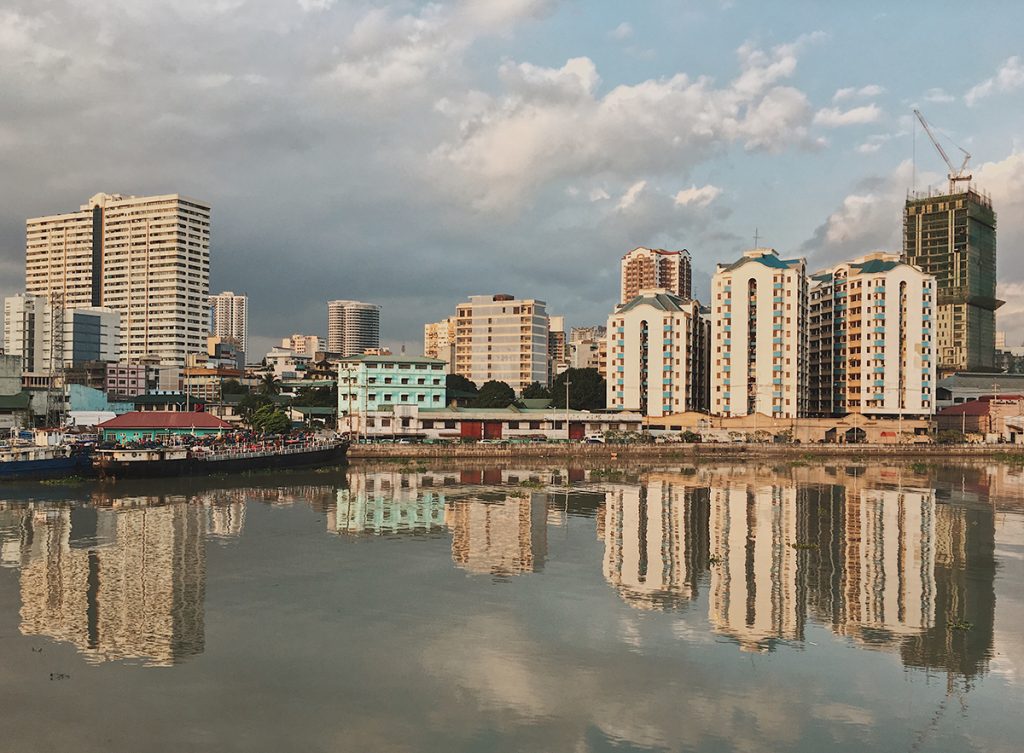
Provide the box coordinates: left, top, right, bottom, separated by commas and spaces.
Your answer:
913, 108, 972, 194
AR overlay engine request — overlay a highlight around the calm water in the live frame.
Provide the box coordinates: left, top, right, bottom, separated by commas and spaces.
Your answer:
1, 462, 1023, 753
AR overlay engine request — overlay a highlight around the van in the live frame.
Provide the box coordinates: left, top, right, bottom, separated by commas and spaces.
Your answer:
585, 433, 605, 444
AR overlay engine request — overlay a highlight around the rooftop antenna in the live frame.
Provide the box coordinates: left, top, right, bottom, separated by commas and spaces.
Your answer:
753, 228, 763, 248
913, 109, 972, 194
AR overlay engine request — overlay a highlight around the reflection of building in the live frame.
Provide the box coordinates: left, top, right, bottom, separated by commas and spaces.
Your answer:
18, 504, 206, 666
330, 486, 446, 535
600, 481, 708, 610
708, 484, 803, 651
448, 495, 547, 576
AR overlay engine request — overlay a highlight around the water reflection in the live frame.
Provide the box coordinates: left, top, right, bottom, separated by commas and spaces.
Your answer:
0, 462, 1005, 688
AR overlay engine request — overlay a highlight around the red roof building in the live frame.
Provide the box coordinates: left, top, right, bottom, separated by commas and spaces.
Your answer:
937, 395, 1024, 437
99, 411, 232, 441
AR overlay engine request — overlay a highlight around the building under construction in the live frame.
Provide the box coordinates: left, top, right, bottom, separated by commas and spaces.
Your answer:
903, 188, 999, 374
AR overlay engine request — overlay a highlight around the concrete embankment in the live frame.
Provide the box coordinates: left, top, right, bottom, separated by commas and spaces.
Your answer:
348, 443, 1024, 462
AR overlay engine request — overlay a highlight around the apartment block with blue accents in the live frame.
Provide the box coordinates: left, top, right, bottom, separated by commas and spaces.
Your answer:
338, 355, 448, 429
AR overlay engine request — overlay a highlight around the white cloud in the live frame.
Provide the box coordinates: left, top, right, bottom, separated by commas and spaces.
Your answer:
589, 187, 610, 202
434, 37, 821, 209
813, 104, 882, 127
610, 22, 633, 40
855, 133, 892, 154
674, 184, 722, 207
617, 180, 647, 211
297, 0, 335, 12
965, 56, 1024, 106
832, 84, 884, 102
923, 87, 954, 103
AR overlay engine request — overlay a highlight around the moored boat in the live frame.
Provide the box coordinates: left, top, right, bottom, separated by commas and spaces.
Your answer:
0, 444, 94, 480
94, 438, 348, 479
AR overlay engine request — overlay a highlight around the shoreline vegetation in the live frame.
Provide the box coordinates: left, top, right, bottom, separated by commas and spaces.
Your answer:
348, 442, 1024, 462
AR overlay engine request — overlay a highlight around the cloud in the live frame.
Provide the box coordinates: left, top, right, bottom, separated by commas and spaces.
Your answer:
674, 184, 722, 207
617, 180, 647, 211
923, 87, 954, 103
832, 84, 884, 102
855, 133, 892, 154
965, 56, 1024, 106
434, 36, 821, 210
610, 22, 633, 40
813, 104, 882, 127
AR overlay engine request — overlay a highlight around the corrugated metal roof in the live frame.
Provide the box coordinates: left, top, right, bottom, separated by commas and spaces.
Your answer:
98, 411, 232, 429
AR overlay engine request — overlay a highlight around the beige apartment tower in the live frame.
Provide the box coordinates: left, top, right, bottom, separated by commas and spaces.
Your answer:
454, 294, 549, 393
209, 291, 248, 354
620, 247, 692, 306
26, 193, 210, 366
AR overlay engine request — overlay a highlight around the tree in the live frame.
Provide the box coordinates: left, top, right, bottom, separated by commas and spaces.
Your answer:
251, 404, 291, 434
551, 368, 606, 410
259, 372, 280, 395
221, 378, 248, 395
293, 384, 337, 407
239, 392, 273, 423
521, 381, 551, 400
471, 380, 516, 408
445, 373, 478, 404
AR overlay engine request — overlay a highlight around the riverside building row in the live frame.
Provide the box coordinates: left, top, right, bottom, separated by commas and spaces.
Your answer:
610, 248, 936, 420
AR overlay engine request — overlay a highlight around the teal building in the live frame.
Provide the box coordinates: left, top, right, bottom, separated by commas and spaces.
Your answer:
338, 355, 447, 430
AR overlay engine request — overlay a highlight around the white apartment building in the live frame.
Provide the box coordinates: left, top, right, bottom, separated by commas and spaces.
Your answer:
454, 294, 549, 394
281, 333, 324, 357
209, 291, 248, 353
327, 300, 380, 356
620, 247, 692, 305
423, 317, 455, 368
26, 193, 211, 366
606, 289, 709, 417
4, 293, 120, 373
711, 249, 808, 418
809, 253, 935, 417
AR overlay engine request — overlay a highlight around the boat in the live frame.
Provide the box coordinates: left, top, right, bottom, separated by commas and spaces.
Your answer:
0, 443, 94, 480
93, 437, 349, 479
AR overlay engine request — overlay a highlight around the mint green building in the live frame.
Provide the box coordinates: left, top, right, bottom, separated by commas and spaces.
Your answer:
338, 355, 447, 432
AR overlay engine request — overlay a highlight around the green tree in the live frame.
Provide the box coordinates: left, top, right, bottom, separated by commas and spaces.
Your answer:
445, 373, 478, 403
294, 384, 337, 407
471, 380, 516, 408
251, 404, 291, 434
551, 368, 606, 410
239, 392, 273, 424
259, 372, 281, 395
521, 381, 551, 399
221, 378, 248, 395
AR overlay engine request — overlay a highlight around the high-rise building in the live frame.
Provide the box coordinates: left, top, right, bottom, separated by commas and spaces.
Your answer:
620, 247, 692, 305
710, 248, 808, 418
903, 189, 999, 373
26, 193, 211, 366
547, 315, 568, 383
280, 333, 323, 357
327, 300, 380, 356
606, 289, 709, 416
423, 317, 455, 367
208, 291, 248, 353
808, 253, 935, 418
454, 294, 550, 393
3, 293, 120, 373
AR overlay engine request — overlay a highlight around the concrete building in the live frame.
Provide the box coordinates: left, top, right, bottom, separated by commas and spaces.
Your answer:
264, 346, 311, 381
4, 293, 120, 373
808, 253, 935, 418
281, 334, 323, 357
937, 395, 1024, 441
327, 300, 380, 357
620, 247, 692, 305
547, 315, 568, 383
569, 326, 607, 375
606, 290, 709, 417
423, 317, 455, 367
98, 411, 232, 442
26, 193, 211, 367
711, 249, 808, 418
903, 189, 999, 373
208, 291, 248, 354
337, 355, 447, 432
935, 372, 1024, 408
454, 294, 550, 394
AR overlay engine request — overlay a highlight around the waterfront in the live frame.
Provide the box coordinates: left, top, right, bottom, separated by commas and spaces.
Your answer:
1, 461, 1022, 752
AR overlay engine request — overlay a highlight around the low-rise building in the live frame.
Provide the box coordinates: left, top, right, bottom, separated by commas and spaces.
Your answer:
936, 395, 1024, 441
97, 411, 232, 442
338, 355, 447, 432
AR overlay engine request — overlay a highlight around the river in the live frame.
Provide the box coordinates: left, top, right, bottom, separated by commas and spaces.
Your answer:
1, 460, 1022, 752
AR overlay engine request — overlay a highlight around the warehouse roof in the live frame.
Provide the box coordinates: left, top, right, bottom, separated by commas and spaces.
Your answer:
98, 411, 232, 430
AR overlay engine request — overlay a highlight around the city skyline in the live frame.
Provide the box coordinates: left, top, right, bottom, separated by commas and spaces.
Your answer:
1, 3, 1023, 357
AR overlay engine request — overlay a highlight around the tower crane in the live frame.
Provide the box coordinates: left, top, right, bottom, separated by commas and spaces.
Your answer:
913, 109, 972, 194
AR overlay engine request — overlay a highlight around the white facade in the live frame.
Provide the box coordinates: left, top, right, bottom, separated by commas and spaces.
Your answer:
423, 317, 455, 369
711, 249, 808, 418
209, 291, 248, 353
809, 253, 935, 417
606, 289, 709, 417
26, 193, 211, 367
327, 300, 380, 356
4, 294, 120, 372
454, 294, 549, 394
620, 247, 692, 305
281, 333, 323, 357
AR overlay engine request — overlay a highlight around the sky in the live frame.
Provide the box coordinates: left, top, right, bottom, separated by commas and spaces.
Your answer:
1, 0, 1023, 357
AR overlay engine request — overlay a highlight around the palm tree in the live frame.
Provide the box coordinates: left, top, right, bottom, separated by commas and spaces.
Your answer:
260, 372, 280, 396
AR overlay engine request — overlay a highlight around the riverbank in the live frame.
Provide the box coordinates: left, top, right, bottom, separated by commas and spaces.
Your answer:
348, 442, 1024, 461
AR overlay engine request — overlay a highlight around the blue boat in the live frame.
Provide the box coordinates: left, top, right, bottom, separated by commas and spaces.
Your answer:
0, 444, 94, 480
